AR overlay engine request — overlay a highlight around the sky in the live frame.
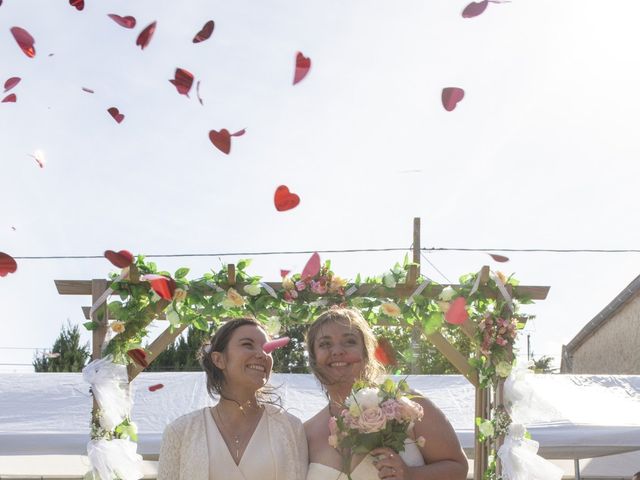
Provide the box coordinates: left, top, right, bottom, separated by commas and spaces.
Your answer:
1, 0, 640, 372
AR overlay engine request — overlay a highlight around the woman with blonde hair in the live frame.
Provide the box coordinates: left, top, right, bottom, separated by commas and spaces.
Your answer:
158, 317, 308, 480
304, 307, 468, 480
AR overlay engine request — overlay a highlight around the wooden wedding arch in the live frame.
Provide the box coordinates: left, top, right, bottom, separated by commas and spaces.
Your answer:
56, 218, 549, 480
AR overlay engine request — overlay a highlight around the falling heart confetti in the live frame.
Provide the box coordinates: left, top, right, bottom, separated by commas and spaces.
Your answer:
196, 80, 204, 105
108, 14, 137, 29
127, 348, 149, 368
263, 336, 290, 354
441, 87, 465, 111
107, 107, 125, 123
136, 21, 157, 50
104, 249, 134, 268
10, 27, 36, 58
462, 0, 489, 17
69, 0, 84, 11
208, 128, 245, 154
445, 297, 469, 325
293, 52, 311, 85
274, 185, 300, 212
193, 20, 214, 43
0, 253, 18, 277
169, 68, 194, 96
301, 252, 320, 280
29, 150, 45, 168
374, 337, 398, 366
4, 77, 20, 92
141, 274, 176, 301
81, 87, 94, 94
148, 383, 164, 392
2, 93, 16, 103
280, 269, 290, 278
489, 253, 510, 263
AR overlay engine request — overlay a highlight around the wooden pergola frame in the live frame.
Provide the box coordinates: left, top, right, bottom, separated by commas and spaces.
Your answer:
55, 218, 549, 480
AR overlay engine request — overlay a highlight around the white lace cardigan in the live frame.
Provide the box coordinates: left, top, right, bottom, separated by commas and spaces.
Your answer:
157, 404, 308, 480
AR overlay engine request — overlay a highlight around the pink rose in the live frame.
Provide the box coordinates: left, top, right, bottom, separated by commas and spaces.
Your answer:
356, 407, 387, 433
398, 397, 424, 423
311, 280, 328, 295
283, 290, 298, 302
381, 399, 403, 422
295, 280, 307, 291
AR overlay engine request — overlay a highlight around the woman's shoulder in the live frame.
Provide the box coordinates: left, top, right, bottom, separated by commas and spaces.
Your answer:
165, 407, 208, 433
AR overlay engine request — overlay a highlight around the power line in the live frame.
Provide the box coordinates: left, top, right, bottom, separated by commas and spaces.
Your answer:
10, 246, 640, 261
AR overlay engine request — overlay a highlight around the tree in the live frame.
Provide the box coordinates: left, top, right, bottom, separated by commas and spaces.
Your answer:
33, 321, 90, 372
532, 355, 555, 373
147, 325, 214, 371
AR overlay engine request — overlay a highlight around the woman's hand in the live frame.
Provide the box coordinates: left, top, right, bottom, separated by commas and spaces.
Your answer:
370, 447, 408, 480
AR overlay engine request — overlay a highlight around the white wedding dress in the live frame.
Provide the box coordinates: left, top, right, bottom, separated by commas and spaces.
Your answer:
306, 440, 425, 480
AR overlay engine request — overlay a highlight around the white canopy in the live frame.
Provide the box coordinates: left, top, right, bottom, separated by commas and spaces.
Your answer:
1, 373, 639, 462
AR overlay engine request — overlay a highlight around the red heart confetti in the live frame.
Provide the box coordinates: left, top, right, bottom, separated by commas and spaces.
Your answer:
280, 269, 290, 278
107, 107, 125, 123
10, 27, 36, 58
108, 14, 137, 29
274, 185, 300, 212
462, 0, 489, 18
104, 249, 134, 269
2, 93, 16, 103
489, 253, 510, 263
69, 0, 84, 11
11, 226, 16, 231
301, 252, 320, 280
81, 87, 94, 94
4, 77, 20, 93
193, 20, 214, 43
136, 21, 157, 50
0, 252, 18, 277
196, 80, 204, 105
293, 51, 311, 85
169, 68, 194, 96
263, 336, 290, 354
127, 348, 149, 368
148, 383, 164, 392
445, 297, 469, 325
441, 87, 465, 111
374, 337, 398, 366
208, 129, 244, 154
29, 150, 45, 168
141, 274, 176, 301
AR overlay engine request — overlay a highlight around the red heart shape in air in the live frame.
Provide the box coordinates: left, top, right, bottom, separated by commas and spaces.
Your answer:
107, 107, 124, 123
2, 93, 16, 103
489, 253, 509, 263
374, 337, 397, 366
141, 274, 176, 301
136, 21, 157, 50
127, 348, 149, 368
169, 68, 194, 96
108, 14, 137, 29
104, 250, 134, 269
462, 0, 489, 18
148, 383, 164, 392
10, 27, 36, 58
209, 129, 231, 154
274, 185, 300, 212
0, 252, 18, 277
293, 52, 311, 85
4, 77, 21, 93
69, 0, 84, 11
193, 20, 214, 43
263, 337, 290, 354
441, 87, 465, 112
445, 297, 469, 325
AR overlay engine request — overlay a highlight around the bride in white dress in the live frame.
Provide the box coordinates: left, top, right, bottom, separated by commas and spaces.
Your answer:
304, 308, 468, 480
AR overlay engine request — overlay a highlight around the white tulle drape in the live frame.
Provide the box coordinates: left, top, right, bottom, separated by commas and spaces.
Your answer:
82, 356, 143, 480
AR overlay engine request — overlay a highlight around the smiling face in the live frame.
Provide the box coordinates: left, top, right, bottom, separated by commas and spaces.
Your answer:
211, 324, 273, 392
312, 319, 366, 385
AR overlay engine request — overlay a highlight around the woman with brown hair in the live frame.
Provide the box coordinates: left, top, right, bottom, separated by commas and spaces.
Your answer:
158, 317, 308, 480
304, 307, 468, 480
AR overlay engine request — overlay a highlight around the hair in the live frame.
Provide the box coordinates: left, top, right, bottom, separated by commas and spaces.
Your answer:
306, 306, 384, 386
199, 317, 279, 406
632, 472, 640, 480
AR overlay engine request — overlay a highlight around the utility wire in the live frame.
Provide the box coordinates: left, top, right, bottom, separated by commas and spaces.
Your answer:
10, 247, 640, 260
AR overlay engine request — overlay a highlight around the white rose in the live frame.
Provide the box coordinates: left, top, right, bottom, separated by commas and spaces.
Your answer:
495, 361, 513, 378
165, 304, 181, 326
439, 286, 456, 301
354, 388, 381, 409
243, 284, 262, 296
478, 420, 494, 438
383, 273, 397, 288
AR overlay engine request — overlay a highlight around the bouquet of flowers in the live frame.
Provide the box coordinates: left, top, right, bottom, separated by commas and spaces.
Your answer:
329, 378, 425, 478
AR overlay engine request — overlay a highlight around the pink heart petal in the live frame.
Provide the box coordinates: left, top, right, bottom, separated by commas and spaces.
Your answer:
148, 383, 164, 392
169, 68, 194, 96
10, 26, 36, 58
4, 77, 21, 93
107, 107, 125, 124
445, 297, 469, 325
301, 252, 320, 280
263, 337, 290, 354
108, 14, 137, 29
2, 93, 16, 103
293, 51, 311, 85
280, 269, 290, 278
0, 252, 18, 277
489, 253, 509, 263
193, 20, 214, 43
441, 87, 465, 111
136, 21, 157, 50
104, 249, 134, 268
462, 0, 489, 18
